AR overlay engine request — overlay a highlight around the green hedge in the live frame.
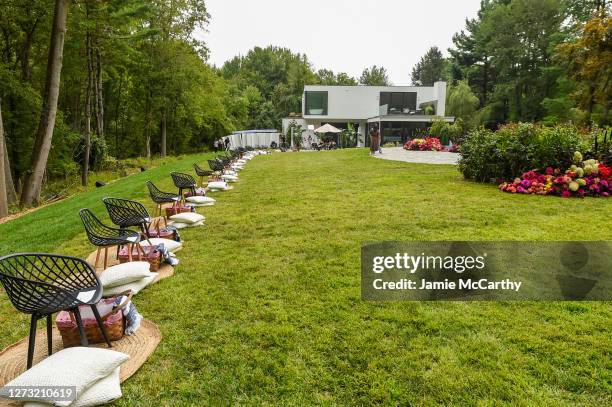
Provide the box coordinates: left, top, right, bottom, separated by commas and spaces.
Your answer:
458, 123, 588, 182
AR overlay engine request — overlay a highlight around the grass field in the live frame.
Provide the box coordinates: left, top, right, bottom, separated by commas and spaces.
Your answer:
0, 149, 610, 405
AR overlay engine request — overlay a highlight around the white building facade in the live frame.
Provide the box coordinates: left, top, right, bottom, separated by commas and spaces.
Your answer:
283, 82, 454, 147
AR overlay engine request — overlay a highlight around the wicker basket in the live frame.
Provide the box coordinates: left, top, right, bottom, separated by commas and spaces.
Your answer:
118, 244, 161, 271
147, 219, 178, 241
56, 292, 132, 347
165, 202, 192, 217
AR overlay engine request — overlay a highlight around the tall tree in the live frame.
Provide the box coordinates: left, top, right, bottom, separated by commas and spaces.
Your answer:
411, 46, 445, 86
359, 65, 391, 86
0, 97, 8, 217
447, 80, 480, 122
21, 0, 69, 206
556, 11, 611, 125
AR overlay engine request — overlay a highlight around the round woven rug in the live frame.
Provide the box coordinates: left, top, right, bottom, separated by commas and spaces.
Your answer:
0, 320, 161, 406
85, 246, 174, 283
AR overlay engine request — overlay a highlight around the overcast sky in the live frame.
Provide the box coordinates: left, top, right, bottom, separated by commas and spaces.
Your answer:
195, 0, 482, 85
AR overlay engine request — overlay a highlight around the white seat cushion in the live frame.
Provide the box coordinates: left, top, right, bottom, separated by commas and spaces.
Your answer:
25, 367, 123, 407
76, 290, 96, 303
169, 212, 205, 224
99, 262, 152, 288
140, 238, 182, 252
0, 347, 129, 406
185, 196, 215, 204
103, 273, 157, 296
207, 181, 228, 190
221, 174, 238, 182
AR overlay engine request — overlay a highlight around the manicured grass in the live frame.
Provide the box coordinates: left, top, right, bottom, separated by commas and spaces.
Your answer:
0, 149, 610, 405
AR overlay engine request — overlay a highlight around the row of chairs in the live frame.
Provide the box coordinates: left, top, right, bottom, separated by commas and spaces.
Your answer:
0, 155, 243, 369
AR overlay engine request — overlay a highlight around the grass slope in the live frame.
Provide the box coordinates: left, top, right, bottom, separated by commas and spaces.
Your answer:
0, 149, 610, 405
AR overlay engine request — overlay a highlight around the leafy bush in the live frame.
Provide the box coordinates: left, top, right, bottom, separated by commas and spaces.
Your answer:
458, 123, 588, 182
429, 117, 464, 145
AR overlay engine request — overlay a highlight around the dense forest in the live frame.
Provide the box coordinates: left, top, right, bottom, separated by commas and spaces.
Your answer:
0, 0, 610, 211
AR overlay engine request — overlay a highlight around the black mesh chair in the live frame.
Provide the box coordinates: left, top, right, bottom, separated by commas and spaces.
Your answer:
147, 181, 180, 219
207, 160, 224, 180
193, 164, 213, 187
0, 253, 112, 369
80, 209, 143, 269
103, 197, 152, 241
170, 172, 197, 200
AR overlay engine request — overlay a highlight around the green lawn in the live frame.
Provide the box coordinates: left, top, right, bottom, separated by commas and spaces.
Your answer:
0, 149, 610, 406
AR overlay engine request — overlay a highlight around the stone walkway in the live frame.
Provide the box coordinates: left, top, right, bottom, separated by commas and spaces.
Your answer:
372, 147, 459, 165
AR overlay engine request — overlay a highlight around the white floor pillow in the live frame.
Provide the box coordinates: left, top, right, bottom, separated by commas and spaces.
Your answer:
99, 261, 151, 288
171, 222, 189, 229
140, 238, 182, 252
103, 273, 157, 296
0, 347, 128, 407
207, 181, 228, 190
169, 212, 204, 224
221, 174, 238, 182
187, 221, 204, 228
185, 196, 215, 205
25, 367, 122, 407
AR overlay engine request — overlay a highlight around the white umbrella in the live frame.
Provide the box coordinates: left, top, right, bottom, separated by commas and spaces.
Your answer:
314, 123, 342, 133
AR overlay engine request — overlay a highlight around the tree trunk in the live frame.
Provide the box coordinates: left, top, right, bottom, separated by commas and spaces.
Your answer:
3, 140, 17, 204
20, 0, 69, 206
160, 108, 167, 157
95, 47, 104, 138
0, 98, 8, 217
82, 30, 93, 187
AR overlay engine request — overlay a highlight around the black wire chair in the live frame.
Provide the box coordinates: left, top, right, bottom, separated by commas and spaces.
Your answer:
103, 197, 152, 242
207, 160, 224, 180
170, 172, 197, 200
146, 181, 180, 219
79, 209, 143, 269
0, 253, 112, 369
193, 164, 213, 187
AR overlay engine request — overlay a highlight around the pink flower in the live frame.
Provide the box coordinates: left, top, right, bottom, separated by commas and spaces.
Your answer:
562, 190, 571, 198
545, 167, 554, 175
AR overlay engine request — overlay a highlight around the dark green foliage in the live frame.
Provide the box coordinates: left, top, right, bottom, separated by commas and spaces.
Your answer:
458, 123, 588, 182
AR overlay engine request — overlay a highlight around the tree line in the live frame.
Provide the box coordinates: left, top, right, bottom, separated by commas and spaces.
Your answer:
410, 0, 610, 129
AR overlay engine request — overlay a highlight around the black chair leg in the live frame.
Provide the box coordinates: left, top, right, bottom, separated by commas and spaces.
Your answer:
72, 307, 89, 346
90, 304, 112, 348
27, 314, 38, 369
46, 314, 53, 356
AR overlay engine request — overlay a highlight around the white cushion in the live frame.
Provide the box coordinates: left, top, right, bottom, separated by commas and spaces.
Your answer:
103, 273, 157, 296
185, 196, 215, 204
170, 222, 189, 229
207, 181, 228, 190
99, 262, 151, 288
169, 212, 205, 224
140, 238, 182, 252
222, 174, 238, 182
0, 347, 128, 406
76, 290, 96, 303
187, 221, 204, 228
25, 367, 122, 407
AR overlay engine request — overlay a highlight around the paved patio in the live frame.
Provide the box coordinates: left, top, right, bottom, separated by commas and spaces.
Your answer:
373, 147, 459, 165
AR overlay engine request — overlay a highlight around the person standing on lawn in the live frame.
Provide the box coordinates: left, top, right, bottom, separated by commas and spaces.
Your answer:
369, 124, 380, 155
213, 139, 219, 152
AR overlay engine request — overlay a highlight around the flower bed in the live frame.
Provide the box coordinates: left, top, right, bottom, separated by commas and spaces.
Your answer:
499, 154, 611, 198
404, 137, 443, 151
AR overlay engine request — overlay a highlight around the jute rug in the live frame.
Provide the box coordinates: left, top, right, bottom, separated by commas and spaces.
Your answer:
0, 319, 162, 406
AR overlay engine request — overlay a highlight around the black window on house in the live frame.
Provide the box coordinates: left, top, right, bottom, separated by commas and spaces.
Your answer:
305, 91, 328, 115
379, 92, 417, 114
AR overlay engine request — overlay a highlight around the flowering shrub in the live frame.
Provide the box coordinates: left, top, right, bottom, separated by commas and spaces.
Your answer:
404, 137, 443, 151
499, 155, 611, 198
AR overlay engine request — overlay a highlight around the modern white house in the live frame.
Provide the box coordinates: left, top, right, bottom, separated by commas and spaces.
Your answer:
282, 82, 454, 147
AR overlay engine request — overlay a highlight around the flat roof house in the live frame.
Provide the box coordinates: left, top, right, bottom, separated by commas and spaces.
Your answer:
282, 82, 454, 147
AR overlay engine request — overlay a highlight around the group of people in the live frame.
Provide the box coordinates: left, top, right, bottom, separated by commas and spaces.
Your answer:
213, 137, 231, 152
